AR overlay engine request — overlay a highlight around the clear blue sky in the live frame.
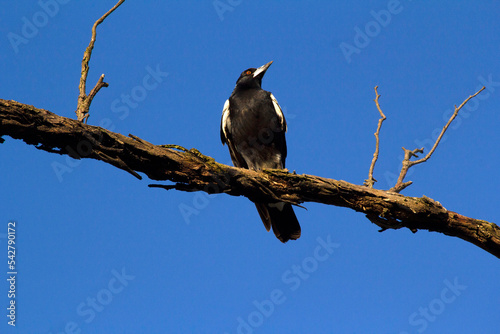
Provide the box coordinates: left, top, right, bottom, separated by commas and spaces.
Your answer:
1, 1, 499, 333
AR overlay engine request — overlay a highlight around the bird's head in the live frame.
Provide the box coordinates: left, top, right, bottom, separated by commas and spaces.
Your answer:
235, 61, 273, 89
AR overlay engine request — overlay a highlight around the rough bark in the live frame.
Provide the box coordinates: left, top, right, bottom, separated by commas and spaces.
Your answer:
1, 98, 499, 258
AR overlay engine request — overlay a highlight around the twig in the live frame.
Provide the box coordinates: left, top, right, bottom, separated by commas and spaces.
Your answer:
364, 86, 387, 188
149, 183, 198, 192
75, 0, 126, 123
365, 214, 405, 232
390, 86, 486, 193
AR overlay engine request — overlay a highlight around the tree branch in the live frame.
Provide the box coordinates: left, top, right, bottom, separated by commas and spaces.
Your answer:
364, 86, 386, 188
1, 99, 499, 258
390, 86, 486, 193
75, 0, 125, 123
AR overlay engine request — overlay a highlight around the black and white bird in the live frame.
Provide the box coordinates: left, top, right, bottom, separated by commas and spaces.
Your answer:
220, 61, 301, 243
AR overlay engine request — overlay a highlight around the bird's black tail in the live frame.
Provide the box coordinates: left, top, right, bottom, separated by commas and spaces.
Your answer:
255, 203, 301, 243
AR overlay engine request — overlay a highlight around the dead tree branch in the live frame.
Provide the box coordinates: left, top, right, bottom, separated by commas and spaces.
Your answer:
390, 86, 486, 193
1, 99, 499, 258
364, 86, 387, 188
1, 2, 497, 259
75, 0, 125, 123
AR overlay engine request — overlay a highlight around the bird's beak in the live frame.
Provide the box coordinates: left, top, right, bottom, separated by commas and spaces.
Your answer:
253, 61, 273, 79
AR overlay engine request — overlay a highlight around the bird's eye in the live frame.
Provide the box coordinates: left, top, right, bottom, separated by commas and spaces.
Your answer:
245, 70, 252, 75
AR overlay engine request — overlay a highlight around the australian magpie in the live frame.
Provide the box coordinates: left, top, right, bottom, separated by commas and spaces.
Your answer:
220, 61, 301, 243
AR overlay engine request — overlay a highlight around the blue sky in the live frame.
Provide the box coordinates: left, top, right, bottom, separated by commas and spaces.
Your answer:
1, 1, 499, 333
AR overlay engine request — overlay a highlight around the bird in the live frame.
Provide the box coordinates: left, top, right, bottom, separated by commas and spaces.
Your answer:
220, 61, 301, 243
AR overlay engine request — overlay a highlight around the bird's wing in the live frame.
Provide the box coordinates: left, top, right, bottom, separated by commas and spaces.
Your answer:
269, 93, 288, 165
220, 99, 248, 168
270, 93, 287, 132
220, 99, 230, 145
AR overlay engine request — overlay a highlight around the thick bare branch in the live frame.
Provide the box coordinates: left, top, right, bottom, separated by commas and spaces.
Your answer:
75, 0, 125, 123
1, 99, 499, 259
390, 86, 486, 193
364, 86, 387, 188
